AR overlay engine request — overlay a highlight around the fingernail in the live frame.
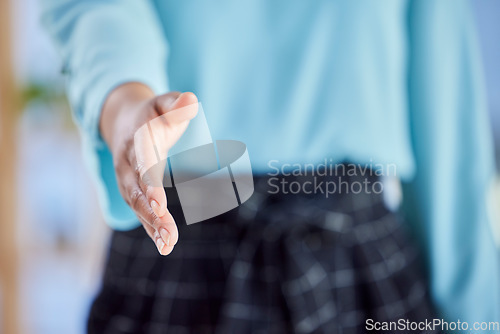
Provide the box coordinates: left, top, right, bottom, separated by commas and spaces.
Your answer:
160, 228, 171, 247
156, 236, 165, 255
151, 200, 162, 217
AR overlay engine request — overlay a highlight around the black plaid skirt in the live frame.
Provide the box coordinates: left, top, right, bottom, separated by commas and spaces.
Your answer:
88, 172, 437, 334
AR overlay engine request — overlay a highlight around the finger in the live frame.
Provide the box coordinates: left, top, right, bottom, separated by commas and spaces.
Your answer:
144, 209, 178, 256
146, 185, 168, 218
118, 164, 179, 254
138, 215, 176, 256
131, 182, 179, 254
133, 127, 168, 219
136, 176, 168, 219
133, 144, 168, 218
154, 211, 178, 256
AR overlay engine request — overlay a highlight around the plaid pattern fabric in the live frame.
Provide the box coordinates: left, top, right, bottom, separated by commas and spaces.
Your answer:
88, 172, 437, 334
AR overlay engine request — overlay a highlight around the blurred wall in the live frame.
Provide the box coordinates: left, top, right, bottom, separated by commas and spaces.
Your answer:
9, 0, 110, 333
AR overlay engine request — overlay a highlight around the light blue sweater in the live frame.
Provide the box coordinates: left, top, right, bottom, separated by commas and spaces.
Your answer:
41, 0, 500, 328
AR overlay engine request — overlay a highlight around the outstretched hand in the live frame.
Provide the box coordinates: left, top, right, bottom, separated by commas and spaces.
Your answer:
100, 83, 198, 255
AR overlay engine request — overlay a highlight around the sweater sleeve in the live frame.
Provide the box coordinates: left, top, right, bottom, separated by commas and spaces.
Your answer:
403, 0, 500, 326
40, 0, 169, 229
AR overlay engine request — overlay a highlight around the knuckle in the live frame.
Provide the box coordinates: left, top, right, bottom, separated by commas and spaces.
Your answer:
128, 188, 143, 210
150, 215, 161, 230
145, 185, 157, 199
134, 163, 143, 175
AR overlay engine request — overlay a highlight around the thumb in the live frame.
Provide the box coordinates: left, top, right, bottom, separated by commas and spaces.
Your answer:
149, 91, 199, 163
135, 92, 199, 182
137, 92, 199, 219
156, 91, 199, 124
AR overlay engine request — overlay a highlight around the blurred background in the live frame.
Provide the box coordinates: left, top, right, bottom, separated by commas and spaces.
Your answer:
0, 0, 108, 333
0, 0, 499, 333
